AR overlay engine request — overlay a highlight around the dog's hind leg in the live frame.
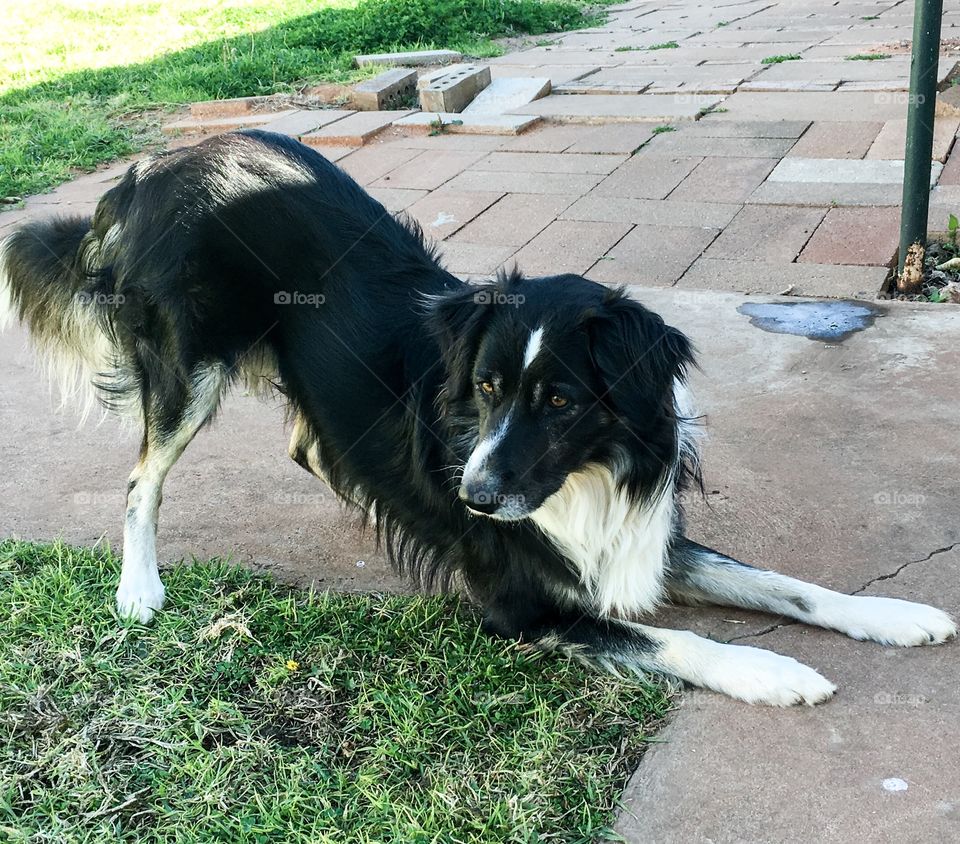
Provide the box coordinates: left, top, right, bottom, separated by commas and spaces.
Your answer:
117, 363, 226, 623
667, 539, 957, 647
287, 412, 328, 482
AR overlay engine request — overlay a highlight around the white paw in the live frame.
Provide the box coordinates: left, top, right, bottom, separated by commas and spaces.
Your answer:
830, 595, 957, 647
705, 643, 837, 707
116, 577, 165, 624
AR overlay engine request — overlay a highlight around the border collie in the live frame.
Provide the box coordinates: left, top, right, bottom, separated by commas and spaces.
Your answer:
1, 130, 954, 706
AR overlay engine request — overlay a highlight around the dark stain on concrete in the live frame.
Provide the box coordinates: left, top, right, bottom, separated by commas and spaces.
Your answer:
738, 301, 881, 342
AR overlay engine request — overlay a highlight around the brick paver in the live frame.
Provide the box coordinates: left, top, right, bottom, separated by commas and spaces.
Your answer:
510, 220, 632, 275
450, 193, 577, 247
798, 206, 901, 266
668, 157, 777, 203
587, 224, 719, 286
705, 205, 827, 262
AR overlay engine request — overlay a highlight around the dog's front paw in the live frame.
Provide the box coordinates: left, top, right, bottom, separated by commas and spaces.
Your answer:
706, 644, 837, 707
116, 578, 165, 624
837, 596, 957, 647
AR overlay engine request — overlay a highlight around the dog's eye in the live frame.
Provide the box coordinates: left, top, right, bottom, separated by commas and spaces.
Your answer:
549, 394, 569, 409
478, 381, 495, 396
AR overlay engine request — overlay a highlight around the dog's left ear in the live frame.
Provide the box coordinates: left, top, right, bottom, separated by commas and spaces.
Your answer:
427, 283, 495, 404
586, 290, 695, 430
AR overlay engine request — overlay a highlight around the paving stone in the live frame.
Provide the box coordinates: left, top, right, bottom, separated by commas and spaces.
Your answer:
443, 169, 604, 196
334, 145, 423, 186
496, 124, 588, 152
866, 118, 960, 162
257, 110, 353, 138
393, 112, 541, 135
353, 69, 418, 111
389, 133, 506, 150
669, 156, 777, 203
486, 48, 624, 67
740, 81, 839, 92
689, 119, 811, 139
677, 257, 888, 297
937, 148, 960, 186
315, 146, 358, 163
370, 150, 486, 191
565, 123, 657, 153
403, 189, 504, 240
419, 65, 491, 113
704, 205, 827, 262
162, 111, 297, 136
463, 77, 551, 115
646, 133, 795, 158
786, 121, 883, 158
489, 64, 601, 86
586, 224, 718, 286
474, 151, 626, 175
560, 195, 741, 228
437, 241, 517, 275
451, 193, 577, 247
769, 157, 943, 184
511, 220, 633, 276
757, 58, 911, 84
355, 49, 462, 67
366, 187, 428, 212
301, 111, 414, 146
508, 93, 721, 122
798, 206, 900, 266
837, 80, 909, 92
191, 96, 272, 118
713, 92, 908, 122
554, 81, 651, 95
593, 155, 703, 200
747, 181, 904, 206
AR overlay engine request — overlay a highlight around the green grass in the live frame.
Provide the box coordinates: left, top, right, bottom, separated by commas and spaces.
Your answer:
761, 53, 802, 64
0, 540, 670, 843
0, 0, 605, 200
647, 41, 679, 50
651, 125, 676, 134
845, 53, 891, 61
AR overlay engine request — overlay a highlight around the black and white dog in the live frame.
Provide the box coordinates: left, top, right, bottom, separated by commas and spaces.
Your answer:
1, 131, 954, 706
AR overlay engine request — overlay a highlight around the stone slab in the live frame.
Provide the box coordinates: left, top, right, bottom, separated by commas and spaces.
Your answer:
508, 93, 721, 122
593, 154, 703, 200
443, 169, 604, 196
474, 151, 626, 175
451, 193, 577, 248
787, 121, 884, 159
798, 206, 900, 266
646, 133, 796, 158
669, 156, 778, 203
586, 223, 719, 286
561, 195, 742, 229
419, 65, 491, 113
436, 241, 517, 275
355, 49, 461, 67
489, 64, 601, 86
161, 110, 297, 136
713, 92, 909, 122
511, 219, 633, 276
866, 118, 960, 162
769, 157, 943, 185
191, 96, 272, 118
334, 145, 423, 186
366, 186, 428, 212
393, 112, 541, 136
463, 77, 551, 116
370, 150, 486, 191
705, 205, 827, 262
747, 181, 905, 206
301, 111, 414, 146
690, 119, 812, 139
404, 189, 504, 240
353, 68, 418, 111
677, 258, 888, 297
257, 110, 353, 138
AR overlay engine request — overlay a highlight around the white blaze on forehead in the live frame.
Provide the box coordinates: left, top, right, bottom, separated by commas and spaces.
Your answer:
522, 325, 545, 371
463, 411, 512, 479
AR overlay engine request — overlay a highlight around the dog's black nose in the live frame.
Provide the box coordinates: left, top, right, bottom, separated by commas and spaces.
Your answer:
459, 483, 500, 514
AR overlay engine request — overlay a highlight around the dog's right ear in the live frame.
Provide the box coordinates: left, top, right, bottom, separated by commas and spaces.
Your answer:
427, 284, 495, 404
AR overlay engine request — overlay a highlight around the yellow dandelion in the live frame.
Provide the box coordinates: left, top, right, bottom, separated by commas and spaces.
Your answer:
285, 659, 299, 671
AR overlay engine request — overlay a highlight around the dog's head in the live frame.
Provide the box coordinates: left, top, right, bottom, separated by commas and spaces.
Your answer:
429, 270, 694, 520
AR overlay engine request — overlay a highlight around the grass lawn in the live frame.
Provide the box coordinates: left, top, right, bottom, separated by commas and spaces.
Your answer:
0, 0, 605, 200
0, 540, 670, 842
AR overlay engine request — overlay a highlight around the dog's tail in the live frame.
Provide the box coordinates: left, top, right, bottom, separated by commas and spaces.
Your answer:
0, 216, 136, 420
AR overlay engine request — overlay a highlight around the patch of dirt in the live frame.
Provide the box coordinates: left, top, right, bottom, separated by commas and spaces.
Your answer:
871, 39, 960, 55
893, 239, 960, 302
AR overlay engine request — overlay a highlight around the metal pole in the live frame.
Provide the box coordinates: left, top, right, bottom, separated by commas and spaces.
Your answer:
898, 0, 944, 276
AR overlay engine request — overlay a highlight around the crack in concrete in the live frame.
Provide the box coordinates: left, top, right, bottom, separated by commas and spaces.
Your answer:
851, 542, 960, 595
726, 543, 960, 643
